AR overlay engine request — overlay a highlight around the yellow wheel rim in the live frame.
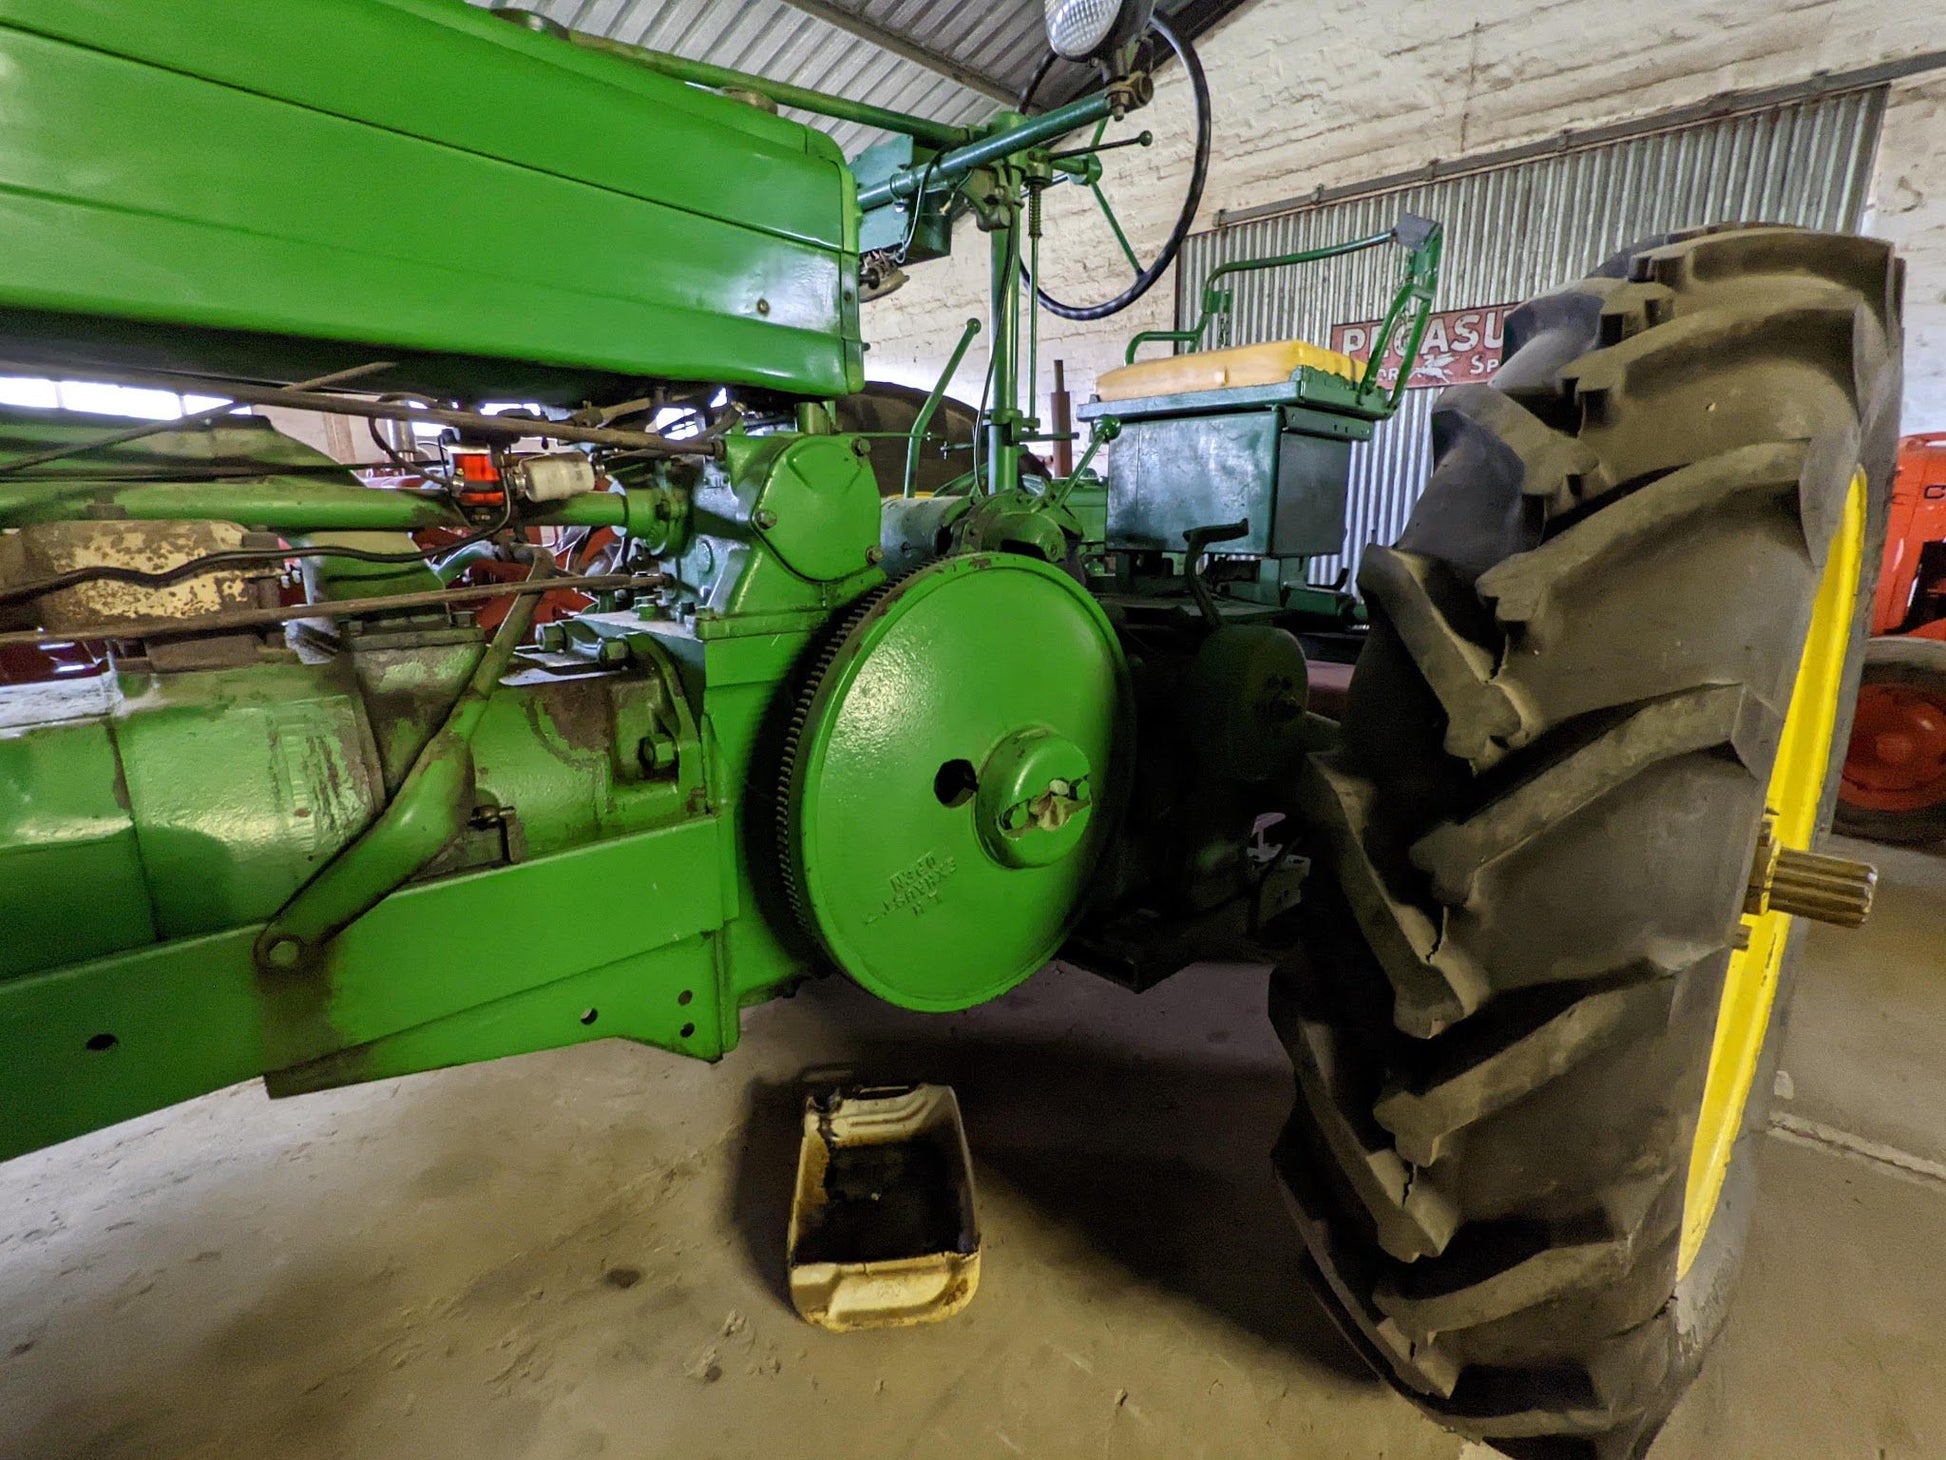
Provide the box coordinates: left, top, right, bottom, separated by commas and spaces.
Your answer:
1679, 470, 1867, 1278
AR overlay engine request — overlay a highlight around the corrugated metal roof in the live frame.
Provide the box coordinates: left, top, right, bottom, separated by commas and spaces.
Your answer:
497, 0, 980, 155
471, 0, 1227, 157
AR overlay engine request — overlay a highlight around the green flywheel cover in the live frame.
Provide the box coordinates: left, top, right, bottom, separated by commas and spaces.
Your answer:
781, 554, 1132, 1010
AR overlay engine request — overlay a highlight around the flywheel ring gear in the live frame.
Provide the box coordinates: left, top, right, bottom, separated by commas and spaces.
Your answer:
778, 553, 1131, 1011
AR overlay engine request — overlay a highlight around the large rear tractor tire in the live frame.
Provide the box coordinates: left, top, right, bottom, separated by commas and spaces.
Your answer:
1275, 225, 1903, 1458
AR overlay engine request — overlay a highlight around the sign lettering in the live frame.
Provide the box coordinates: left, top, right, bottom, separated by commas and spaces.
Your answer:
1330, 304, 1518, 391
864, 849, 958, 924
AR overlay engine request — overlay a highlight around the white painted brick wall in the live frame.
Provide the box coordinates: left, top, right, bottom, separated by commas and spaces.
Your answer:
1869, 75, 1946, 433
863, 0, 1945, 432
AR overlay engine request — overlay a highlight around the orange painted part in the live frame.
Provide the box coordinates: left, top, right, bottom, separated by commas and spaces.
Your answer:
1841, 436, 1946, 827
453, 450, 499, 484
413, 524, 614, 632
1870, 432, 1946, 636
1843, 679, 1946, 812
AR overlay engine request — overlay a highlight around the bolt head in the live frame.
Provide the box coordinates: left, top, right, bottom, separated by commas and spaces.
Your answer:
263, 936, 304, 971
1877, 732, 1917, 765
866, 545, 885, 565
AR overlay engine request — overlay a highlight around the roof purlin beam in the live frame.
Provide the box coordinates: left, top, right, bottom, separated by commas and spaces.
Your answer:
772, 0, 1020, 107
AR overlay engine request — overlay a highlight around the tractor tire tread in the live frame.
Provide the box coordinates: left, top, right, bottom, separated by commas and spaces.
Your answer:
1275, 225, 1903, 1458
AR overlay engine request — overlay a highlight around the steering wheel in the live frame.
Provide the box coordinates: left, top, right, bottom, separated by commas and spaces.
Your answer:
1020, 15, 1211, 321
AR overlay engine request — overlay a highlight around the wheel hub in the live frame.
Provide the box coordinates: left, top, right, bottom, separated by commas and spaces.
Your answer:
975, 728, 1093, 868
1844, 680, 1946, 809
779, 555, 1130, 1010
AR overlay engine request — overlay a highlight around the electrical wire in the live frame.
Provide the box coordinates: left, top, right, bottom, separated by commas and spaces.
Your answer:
971, 342, 994, 496
1017, 49, 1056, 112
368, 413, 446, 484
691, 405, 744, 444
367, 393, 474, 489
892, 157, 940, 265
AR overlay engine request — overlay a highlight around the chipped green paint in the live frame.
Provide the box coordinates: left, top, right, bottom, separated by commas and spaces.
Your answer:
0, 397, 871, 1158
0, 7, 1371, 1166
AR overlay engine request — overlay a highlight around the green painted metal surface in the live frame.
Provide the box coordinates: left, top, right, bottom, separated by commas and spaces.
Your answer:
674, 433, 887, 622
0, 819, 729, 1158
751, 436, 884, 583
115, 665, 381, 941
781, 556, 1132, 1011
0, 708, 157, 974
0, 387, 887, 1159
0, 638, 705, 983
0, 16, 1398, 1169
852, 94, 1116, 213
853, 135, 956, 261
1104, 407, 1355, 559
256, 581, 546, 971
0, 0, 862, 398
0, 593, 790, 1158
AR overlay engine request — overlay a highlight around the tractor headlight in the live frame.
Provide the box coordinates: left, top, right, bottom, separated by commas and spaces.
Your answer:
1043, 0, 1153, 62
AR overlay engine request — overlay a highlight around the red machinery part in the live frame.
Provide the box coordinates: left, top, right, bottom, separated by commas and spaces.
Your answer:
1840, 432, 1946, 845
1837, 636, 1946, 843
1868, 432, 1946, 636
414, 523, 620, 632
0, 640, 103, 685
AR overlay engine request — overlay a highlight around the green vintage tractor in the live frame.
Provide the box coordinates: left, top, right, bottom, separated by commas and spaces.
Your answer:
0, 2, 1903, 1455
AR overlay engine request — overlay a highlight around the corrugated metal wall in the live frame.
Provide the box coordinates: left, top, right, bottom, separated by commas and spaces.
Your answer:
1175, 89, 1886, 590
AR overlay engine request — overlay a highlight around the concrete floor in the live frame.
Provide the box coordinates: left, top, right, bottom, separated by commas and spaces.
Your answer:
3, 837, 1943, 1460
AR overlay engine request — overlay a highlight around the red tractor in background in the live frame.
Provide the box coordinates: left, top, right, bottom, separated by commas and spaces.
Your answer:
1839, 433, 1946, 844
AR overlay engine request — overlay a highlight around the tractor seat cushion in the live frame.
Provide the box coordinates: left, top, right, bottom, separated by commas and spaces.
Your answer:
1094, 338, 1358, 403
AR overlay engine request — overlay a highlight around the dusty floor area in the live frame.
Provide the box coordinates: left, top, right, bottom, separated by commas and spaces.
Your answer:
3, 837, 1942, 1459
